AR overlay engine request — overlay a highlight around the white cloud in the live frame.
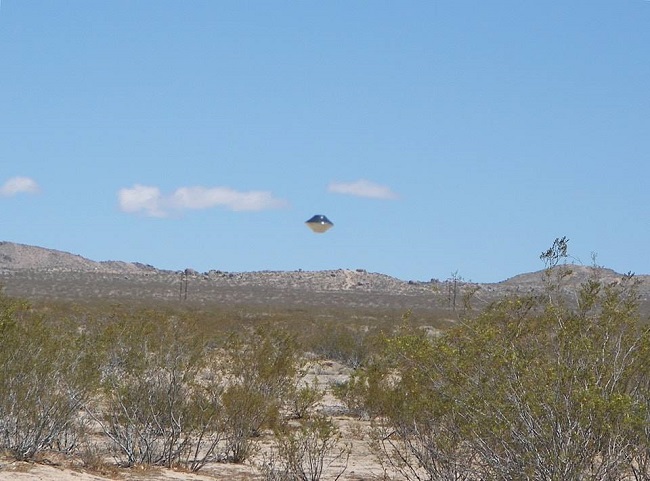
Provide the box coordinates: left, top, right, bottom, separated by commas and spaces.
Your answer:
0, 176, 40, 197
118, 184, 166, 217
118, 184, 288, 217
327, 179, 398, 200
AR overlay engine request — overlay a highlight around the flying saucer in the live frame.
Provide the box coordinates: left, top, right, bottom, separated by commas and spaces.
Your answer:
305, 214, 334, 233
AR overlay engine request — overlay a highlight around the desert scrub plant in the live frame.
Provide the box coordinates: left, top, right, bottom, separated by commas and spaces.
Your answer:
337, 325, 478, 480
223, 324, 301, 409
289, 378, 324, 420
460, 275, 649, 480
220, 383, 268, 463
303, 321, 380, 369
219, 324, 305, 463
332, 361, 393, 420
351, 240, 650, 481
631, 399, 650, 481
0, 293, 95, 460
260, 414, 350, 481
89, 310, 226, 471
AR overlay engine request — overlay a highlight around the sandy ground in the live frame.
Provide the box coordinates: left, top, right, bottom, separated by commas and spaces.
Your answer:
0, 462, 258, 481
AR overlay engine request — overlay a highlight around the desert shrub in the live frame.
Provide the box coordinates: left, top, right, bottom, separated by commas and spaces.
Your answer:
304, 321, 379, 369
86, 315, 313, 468
632, 406, 650, 480
223, 324, 301, 405
217, 324, 304, 462
220, 383, 268, 463
0, 293, 94, 459
344, 240, 650, 480
289, 379, 324, 420
332, 361, 392, 420
260, 414, 350, 481
89, 311, 225, 471
77, 441, 121, 477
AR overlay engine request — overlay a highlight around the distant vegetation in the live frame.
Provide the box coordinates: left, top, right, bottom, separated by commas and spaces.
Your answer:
0, 238, 648, 480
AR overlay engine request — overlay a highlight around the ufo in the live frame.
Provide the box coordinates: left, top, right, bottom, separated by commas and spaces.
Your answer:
305, 214, 334, 233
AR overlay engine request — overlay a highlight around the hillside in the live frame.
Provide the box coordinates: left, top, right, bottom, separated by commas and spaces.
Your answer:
0, 241, 157, 274
1, 241, 648, 316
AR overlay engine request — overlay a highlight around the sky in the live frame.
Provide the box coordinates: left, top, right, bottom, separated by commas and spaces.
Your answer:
1, 1, 649, 283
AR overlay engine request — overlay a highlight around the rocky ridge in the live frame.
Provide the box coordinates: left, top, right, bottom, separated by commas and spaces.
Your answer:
1, 241, 648, 315
0, 241, 157, 274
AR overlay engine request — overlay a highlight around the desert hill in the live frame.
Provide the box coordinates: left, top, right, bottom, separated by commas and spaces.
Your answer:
0, 241, 157, 274
1, 241, 648, 316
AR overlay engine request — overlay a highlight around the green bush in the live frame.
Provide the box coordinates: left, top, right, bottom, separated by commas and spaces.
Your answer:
304, 322, 378, 368
223, 324, 301, 405
261, 414, 350, 481
89, 311, 225, 471
289, 379, 324, 420
0, 293, 94, 459
342, 241, 650, 480
219, 324, 303, 462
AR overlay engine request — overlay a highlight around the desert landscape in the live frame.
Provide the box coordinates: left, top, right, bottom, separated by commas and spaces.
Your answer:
0, 241, 648, 481
2, 241, 648, 315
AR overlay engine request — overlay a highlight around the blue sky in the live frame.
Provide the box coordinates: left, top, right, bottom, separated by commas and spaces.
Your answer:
1, 1, 648, 283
